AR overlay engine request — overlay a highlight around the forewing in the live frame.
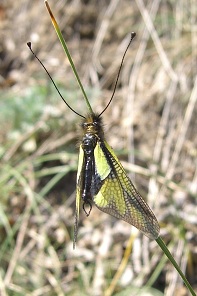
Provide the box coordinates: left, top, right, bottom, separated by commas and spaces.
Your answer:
93, 141, 160, 239
73, 145, 84, 248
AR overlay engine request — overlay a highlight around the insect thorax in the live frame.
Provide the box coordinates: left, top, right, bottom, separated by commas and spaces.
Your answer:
82, 112, 103, 137
81, 113, 104, 156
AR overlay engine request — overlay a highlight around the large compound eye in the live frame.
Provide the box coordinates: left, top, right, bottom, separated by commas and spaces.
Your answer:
83, 122, 89, 128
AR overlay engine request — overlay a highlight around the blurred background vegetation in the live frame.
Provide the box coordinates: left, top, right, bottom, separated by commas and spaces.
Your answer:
0, 0, 196, 295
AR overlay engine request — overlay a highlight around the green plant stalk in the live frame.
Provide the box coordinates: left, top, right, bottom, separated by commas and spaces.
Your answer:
156, 236, 196, 296
44, 2, 196, 295
45, 0, 93, 115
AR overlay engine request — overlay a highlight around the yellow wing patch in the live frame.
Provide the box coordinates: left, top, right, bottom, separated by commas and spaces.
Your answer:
77, 145, 84, 182
94, 141, 160, 240
94, 141, 111, 180
73, 145, 84, 248
94, 178, 126, 215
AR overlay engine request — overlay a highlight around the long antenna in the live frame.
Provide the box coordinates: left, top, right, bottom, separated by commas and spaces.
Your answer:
98, 32, 136, 117
27, 42, 85, 119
